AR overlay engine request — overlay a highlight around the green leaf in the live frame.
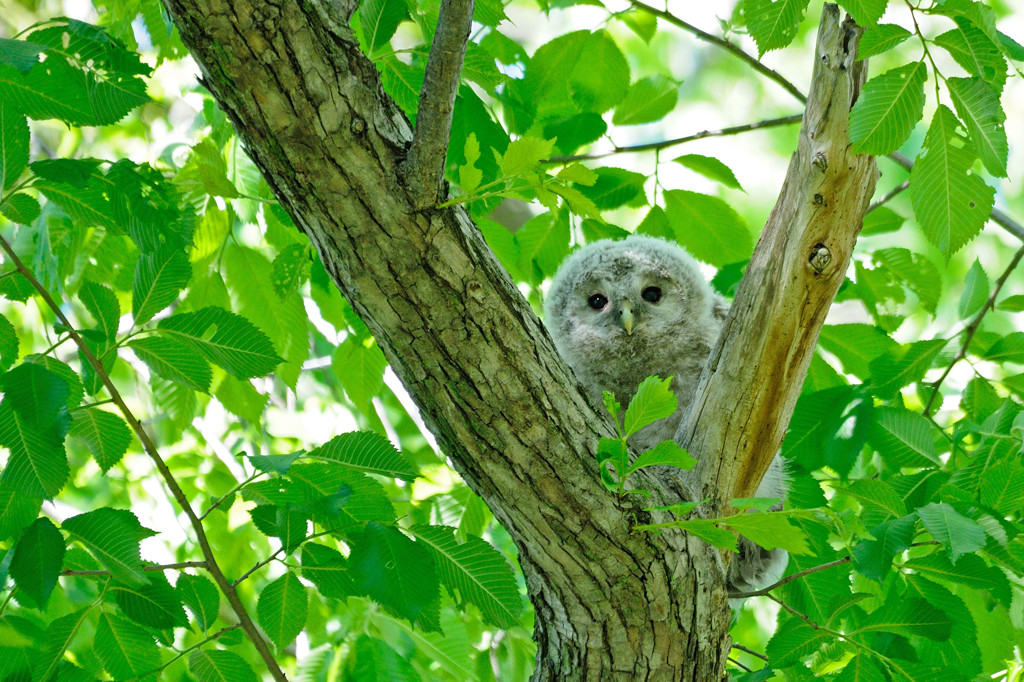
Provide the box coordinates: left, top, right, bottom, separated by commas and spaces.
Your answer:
861, 205, 904, 235
357, 0, 407, 50
176, 573, 220, 631
32, 608, 91, 682
910, 105, 995, 258
112, 569, 187, 629
0, 192, 41, 224
669, 518, 738, 552
818, 323, 898, 380
301, 543, 359, 599
611, 75, 677, 126
916, 502, 985, 563
837, 0, 887, 26
307, 431, 417, 481
132, 244, 191, 325
288, 464, 396, 531
838, 479, 907, 522
271, 243, 310, 299
980, 457, 1024, 515
867, 406, 941, 468
0, 98, 29, 191
222, 244, 309, 389
623, 375, 677, 436
256, 571, 308, 649
10, 517, 64, 609
408, 525, 524, 628
873, 247, 941, 314
746, 0, 811, 55
249, 505, 308, 552
348, 522, 440, 631
188, 649, 259, 682
852, 514, 915, 580
79, 280, 120, 341
947, 76, 1007, 177
557, 163, 598, 186
854, 596, 953, 640
903, 552, 1011, 607
868, 338, 946, 399
498, 136, 555, 177
983, 332, 1024, 363
673, 154, 744, 191
4, 360, 71, 430
331, 336, 388, 413
61, 507, 148, 586
0, 401, 69, 498
575, 167, 646, 210
957, 258, 989, 319
935, 17, 1007, 91
996, 294, 1024, 312
0, 315, 15, 373
765, 617, 831, 667
663, 189, 751, 267
0, 480, 42, 540
543, 113, 607, 155
568, 31, 630, 113
723, 512, 810, 554
857, 23, 913, 60
94, 611, 161, 680
834, 654, 888, 682
850, 61, 927, 155
128, 335, 213, 392
67, 407, 133, 472
350, 635, 419, 682
459, 133, 483, 193
157, 306, 283, 380
627, 440, 695, 474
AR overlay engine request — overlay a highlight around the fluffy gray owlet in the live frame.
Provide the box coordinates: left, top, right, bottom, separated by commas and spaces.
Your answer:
544, 235, 787, 596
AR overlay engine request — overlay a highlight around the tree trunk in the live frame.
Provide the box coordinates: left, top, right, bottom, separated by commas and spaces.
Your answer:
161, 1, 874, 678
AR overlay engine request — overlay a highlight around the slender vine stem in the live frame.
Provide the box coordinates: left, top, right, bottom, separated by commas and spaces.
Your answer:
0, 233, 289, 682
924, 244, 1024, 416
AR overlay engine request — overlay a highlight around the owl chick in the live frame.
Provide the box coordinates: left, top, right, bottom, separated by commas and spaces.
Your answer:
544, 234, 787, 595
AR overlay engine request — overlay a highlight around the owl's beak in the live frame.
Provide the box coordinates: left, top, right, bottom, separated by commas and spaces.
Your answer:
619, 304, 634, 335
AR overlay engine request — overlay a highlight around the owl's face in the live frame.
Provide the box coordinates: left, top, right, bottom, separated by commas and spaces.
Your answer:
546, 236, 710, 352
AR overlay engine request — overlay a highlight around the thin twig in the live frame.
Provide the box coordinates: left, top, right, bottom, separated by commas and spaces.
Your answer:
405, 0, 474, 208
866, 180, 909, 214
629, 1, 1024, 246
62, 561, 208, 577
0, 234, 289, 682
627, 0, 807, 104
233, 546, 285, 587
730, 643, 769, 662
727, 657, 753, 672
924, 244, 1024, 416
548, 114, 803, 164
730, 556, 851, 599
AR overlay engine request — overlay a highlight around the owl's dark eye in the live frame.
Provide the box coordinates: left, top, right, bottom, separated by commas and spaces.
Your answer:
642, 286, 662, 303
587, 293, 608, 310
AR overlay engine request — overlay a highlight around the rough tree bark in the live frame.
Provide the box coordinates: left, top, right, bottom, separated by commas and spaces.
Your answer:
161, 0, 876, 678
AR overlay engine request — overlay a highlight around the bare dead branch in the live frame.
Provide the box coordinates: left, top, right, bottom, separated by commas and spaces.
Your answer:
404, 0, 474, 208
678, 6, 878, 508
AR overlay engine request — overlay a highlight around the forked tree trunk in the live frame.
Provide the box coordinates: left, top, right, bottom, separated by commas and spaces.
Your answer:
162, 0, 876, 678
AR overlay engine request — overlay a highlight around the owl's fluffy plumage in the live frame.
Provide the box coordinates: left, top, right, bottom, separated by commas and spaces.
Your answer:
544, 235, 787, 595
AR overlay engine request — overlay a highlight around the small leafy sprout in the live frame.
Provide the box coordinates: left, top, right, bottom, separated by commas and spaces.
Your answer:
596, 376, 696, 496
